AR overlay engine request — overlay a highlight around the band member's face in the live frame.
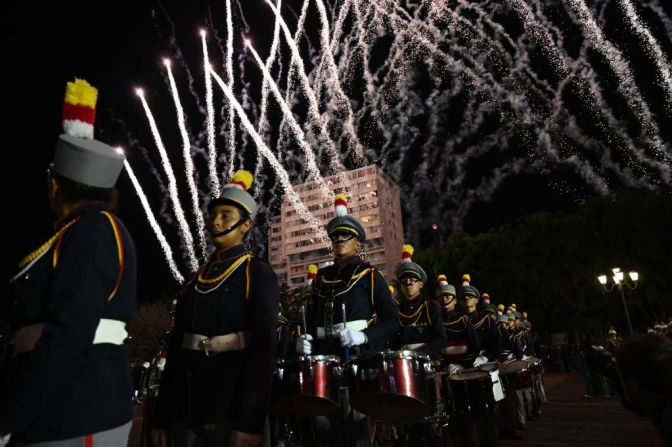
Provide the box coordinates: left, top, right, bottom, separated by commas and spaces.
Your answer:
438, 293, 456, 311
208, 204, 251, 249
461, 296, 477, 312
400, 276, 423, 299
330, 232, 360, 258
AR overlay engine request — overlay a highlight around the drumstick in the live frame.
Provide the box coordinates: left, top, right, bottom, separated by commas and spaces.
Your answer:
342, 303, 350, 360
301, 303, 308, 338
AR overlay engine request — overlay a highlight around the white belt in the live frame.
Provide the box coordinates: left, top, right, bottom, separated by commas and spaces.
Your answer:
317, 320, 368, 339
12, 319, 127, 354
402, 343, 427, 351
182, 331, 249, 354
441, 345, 468, 355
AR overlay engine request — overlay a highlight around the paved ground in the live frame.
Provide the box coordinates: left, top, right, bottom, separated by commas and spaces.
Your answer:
500, 372, 663, 447
130, 372, 664, 446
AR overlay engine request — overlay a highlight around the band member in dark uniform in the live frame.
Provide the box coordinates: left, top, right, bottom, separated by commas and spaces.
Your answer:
295, 193, 398, 446
459, 274, 501, 447
496, 312, 524, 441
296, 193, 398, 357
388, 246, 446, 446
153, 170, 279, 447
1, 79, 137, 445
436, 276, 481, 447
391, 244, 446, 359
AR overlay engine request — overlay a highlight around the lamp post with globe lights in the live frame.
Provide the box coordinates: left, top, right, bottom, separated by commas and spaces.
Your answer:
597, 267, 638, 336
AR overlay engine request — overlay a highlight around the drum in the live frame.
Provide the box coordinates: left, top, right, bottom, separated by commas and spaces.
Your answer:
499, 359, 533, 389
271, 355, 342, 416
348, 350, 436, 423
444, 370, 497, 419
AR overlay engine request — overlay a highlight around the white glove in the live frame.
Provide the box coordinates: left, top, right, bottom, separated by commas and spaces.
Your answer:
296, 334, 313, 355
448, 363, 465, 375
473, 355, 489, 367
522, 354, 530, 360
0, 434, 11, 447
338, 328, 367, 347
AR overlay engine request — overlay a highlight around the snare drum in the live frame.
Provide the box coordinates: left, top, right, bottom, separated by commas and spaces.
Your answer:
499, 360, 533, 389
348, 350, 435, 423
444, 370, 497, 419
271, 355, 342, 416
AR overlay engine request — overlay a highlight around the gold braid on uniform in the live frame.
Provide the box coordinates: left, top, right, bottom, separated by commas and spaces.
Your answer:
399, 301, 427, 327
16, 218, 82, 271
443, 314, 469, 332
196, 253, 252, 292
471, 314, 491, 329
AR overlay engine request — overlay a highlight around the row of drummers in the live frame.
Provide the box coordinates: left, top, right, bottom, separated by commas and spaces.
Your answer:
271, 245, 545, 446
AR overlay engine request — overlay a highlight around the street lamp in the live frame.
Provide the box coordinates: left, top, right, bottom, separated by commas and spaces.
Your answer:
596, 267, 639, 335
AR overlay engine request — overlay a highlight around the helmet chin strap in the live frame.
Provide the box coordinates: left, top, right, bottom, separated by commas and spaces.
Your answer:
212, 218, 245, 239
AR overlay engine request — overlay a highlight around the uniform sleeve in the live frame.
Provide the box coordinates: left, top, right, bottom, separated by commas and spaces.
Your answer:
4, 215, 119, 433
423, 300, 447, 359
234, 260, 279, 435
362, 270, 400, 350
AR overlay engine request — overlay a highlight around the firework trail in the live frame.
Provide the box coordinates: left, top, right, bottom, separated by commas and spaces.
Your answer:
136, 89, 199, 271
124, 160, 185, 283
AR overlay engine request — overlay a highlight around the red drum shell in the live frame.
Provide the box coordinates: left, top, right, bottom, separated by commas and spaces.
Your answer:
271, 355, 341, 416
349, 350, 435, 423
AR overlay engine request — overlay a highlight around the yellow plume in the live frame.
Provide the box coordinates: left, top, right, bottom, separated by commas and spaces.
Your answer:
64, 78, 98, 107
231, 170, 254, 191
437, 274, 447, 282
462, 273, 471, 282
307, 264, 318, 274
334, 193, 348, 203
402, 244, 414, 255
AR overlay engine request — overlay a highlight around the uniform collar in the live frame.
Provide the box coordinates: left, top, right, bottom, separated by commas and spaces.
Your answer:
213, 243, 248, 261
402, 294, 426, 310
54, 202, 110, 231
334, 255, 362, 269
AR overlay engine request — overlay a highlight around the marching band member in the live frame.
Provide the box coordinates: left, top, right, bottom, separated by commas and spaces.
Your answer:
297, 193, 398, 358
459, 275, 501, 447
2, 79, 137, 445
296, 193, 398, 446
436, 276, 481, 447
391, 244, 446, 359
153, 171, 279, 447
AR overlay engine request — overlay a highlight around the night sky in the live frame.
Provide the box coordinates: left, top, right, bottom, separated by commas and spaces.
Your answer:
9, 1, 671, 301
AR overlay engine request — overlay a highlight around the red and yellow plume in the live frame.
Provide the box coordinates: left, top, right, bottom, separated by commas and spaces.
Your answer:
511, 303, 517, 309
522, 312, 528, 320
497, 304, 505, 312
334, 193, 348, 217
482, 293, 490, 303
230, 170, 253, 191
462, 273, 471, 286
401, 244, 414, 261
62, 78, 98, 139
306, 264, 318, 281
437, 274, 447, 284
